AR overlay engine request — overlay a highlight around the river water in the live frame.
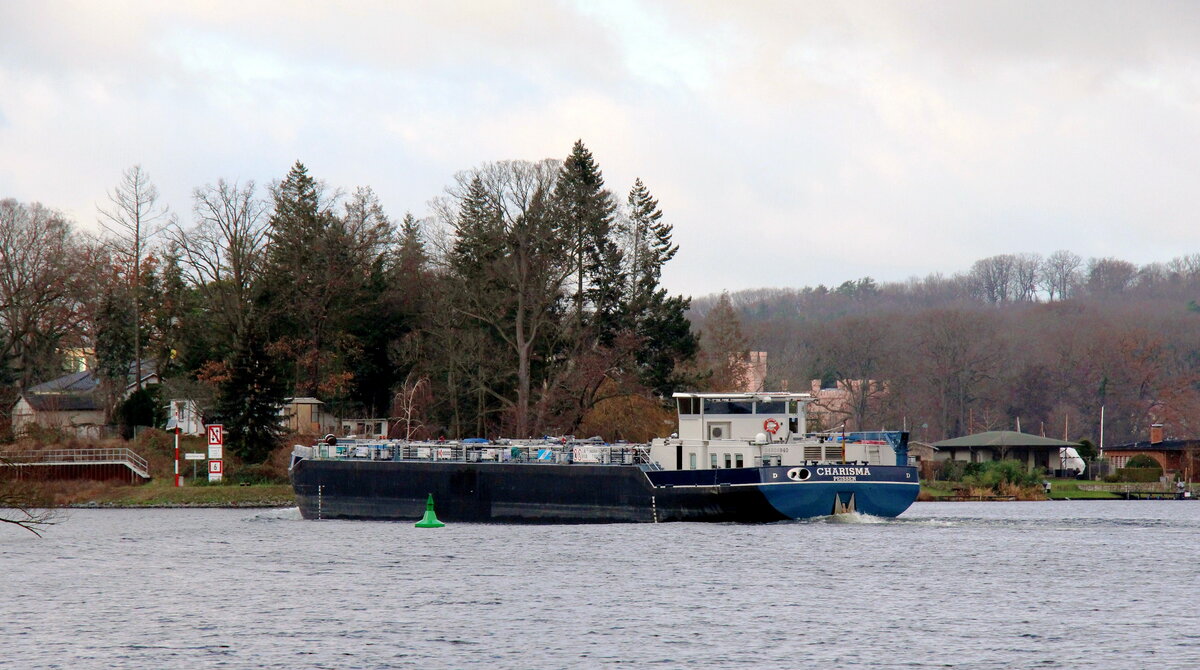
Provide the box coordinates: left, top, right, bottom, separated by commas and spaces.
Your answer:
2, 501, 1197, 669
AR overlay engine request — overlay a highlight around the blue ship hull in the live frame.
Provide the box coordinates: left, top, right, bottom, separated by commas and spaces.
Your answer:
291, 459, 919, 523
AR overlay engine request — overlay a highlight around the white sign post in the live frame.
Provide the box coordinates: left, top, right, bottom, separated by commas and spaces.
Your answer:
184, 452, 205, 480
206, 424, 224, 482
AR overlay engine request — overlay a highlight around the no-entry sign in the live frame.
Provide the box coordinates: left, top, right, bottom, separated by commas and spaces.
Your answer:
206, 424, 224, 460
206, 424, 225, 481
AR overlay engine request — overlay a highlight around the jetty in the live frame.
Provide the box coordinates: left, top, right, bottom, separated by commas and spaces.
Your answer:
0, 448, 150, 483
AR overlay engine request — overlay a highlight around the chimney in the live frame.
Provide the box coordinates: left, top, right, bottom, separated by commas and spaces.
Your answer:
1150, 423, 1164, 445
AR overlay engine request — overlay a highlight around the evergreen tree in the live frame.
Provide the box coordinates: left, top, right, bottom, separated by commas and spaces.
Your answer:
635, 291, 698, 397
259, 163, 395, 407
149, 246, 191, 378
259, 161, 336, 395
217, 324, 285, 463
626, 178, 675, 305
95, 280, 135, 420
553, 140, 618, 332
624, 179, 696, 396
396, 212, 427, 276
443, 160, 570, 436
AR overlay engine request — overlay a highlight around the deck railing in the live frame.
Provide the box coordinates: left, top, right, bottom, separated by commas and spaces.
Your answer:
297, 441, 653, 466
0, 448, 150, 479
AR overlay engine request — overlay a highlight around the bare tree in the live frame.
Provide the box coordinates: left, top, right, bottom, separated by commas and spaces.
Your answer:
1167, 253, 1200, 281
1039, 250, 1082, 301
1011, 253, 1042, 302
436, 159, 572, 436
811, 316, 894, 430
701, 292, 751, 391
342, 186, 396, 261
0, 465, 60, 536
391, 372, 430, 440
169, 179, 269, 348
1086, 257, 1137, 295
908, 309, 1006, 438
98, 166, 170, 389
0, 200, 92, 389
970, 254, 1016, 304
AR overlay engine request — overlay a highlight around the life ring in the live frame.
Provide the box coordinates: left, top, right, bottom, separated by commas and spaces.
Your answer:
763, 418, 781, 435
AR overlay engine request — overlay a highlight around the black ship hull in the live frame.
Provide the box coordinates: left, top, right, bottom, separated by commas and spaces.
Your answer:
290, 458, 919, 523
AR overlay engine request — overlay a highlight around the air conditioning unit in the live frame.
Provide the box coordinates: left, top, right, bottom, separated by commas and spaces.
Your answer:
708, 422, 731, 440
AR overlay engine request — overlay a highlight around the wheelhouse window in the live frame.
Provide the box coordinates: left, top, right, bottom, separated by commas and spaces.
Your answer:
677, 397, 700, 415
703, 400, 754, 414
756, 401, 788, 415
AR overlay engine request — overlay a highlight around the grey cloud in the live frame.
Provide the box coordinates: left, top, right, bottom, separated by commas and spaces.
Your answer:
2, 1, 1199, 295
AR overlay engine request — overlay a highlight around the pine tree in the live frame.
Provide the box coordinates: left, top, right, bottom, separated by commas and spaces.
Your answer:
95, 280, 135, 421
397, 212, 427, 277
217, 324, 285, 463
624, 179, 695, 397
260, 162, 389, 403
636, 290, 698, 397
259, 161, 329, 361
626, 177, 676, 306
553, 140, 618, 331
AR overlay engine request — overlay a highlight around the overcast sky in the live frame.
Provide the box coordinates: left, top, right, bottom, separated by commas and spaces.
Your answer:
2, 1, 1199, 296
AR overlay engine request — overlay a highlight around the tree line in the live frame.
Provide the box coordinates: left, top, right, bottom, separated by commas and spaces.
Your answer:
0, 142, 704, 462
4, 141, 1197, 460
694, 251, 1200, 447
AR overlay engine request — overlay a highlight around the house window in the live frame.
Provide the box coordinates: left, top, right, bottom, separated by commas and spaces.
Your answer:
689, 453, 697, 470
710, 453, 718, 469
724, 453, 732, 468
735, 454, 744, 468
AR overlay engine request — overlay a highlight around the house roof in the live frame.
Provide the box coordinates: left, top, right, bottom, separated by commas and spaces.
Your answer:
933, 431, 1079, 449
23, 360, 157, 395
14, 360, 158, 414
22, 393, 100, 412
1106, 439, 1200, 453
285, 397, 325, 405
27, 369, 98, 394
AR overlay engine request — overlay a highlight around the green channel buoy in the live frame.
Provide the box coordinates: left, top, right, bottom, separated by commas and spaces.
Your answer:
415, 493, 445, 528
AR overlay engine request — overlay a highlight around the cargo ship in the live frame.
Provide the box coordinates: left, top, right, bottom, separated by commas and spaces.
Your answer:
289, 391, 920, 523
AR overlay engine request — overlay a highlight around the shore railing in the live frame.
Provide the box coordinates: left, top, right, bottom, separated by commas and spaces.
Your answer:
0, 448, 150, 479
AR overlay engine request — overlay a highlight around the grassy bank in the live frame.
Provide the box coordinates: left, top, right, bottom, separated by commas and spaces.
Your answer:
1042, 479, 1123, 500
920, 478, 1126, 501
50, 478, 295, 508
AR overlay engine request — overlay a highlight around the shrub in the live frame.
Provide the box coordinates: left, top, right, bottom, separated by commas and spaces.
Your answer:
1116, 467, 1163, 483
1076, 439, 1098, 461
118, 385, 167, 439
936, 460, 967, 482
1124, 454, 1161, 470
962, 459, 1043, 492
228, 462, 288, 485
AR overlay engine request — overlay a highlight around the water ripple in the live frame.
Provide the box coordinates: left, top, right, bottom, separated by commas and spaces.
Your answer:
2, 502, 1199, 668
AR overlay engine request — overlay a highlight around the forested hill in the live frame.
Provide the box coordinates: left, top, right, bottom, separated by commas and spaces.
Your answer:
688, 254, 1200, 446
